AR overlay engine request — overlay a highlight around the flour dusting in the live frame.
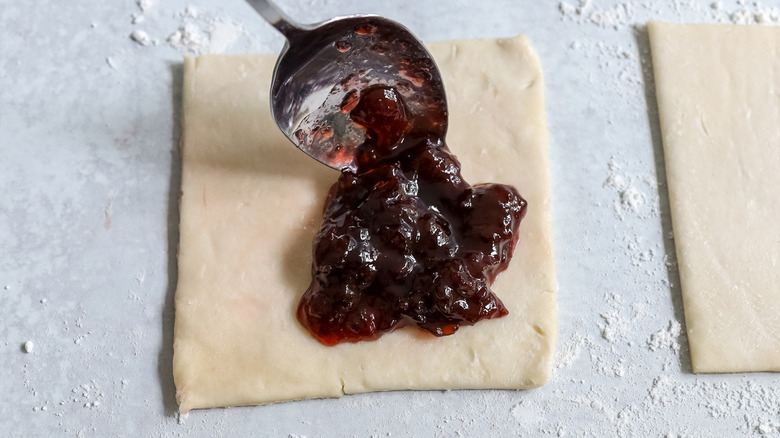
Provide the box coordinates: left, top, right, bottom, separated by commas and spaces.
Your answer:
647, 320, 681, 352
125, 3, 253, 55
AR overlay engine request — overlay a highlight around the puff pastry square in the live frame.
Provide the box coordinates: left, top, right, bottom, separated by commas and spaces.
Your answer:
173, 35, 557, 412
650, 21, 780, 373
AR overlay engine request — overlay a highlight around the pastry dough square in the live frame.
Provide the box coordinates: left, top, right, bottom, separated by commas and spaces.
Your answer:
173, 35, 557, 412
649, 21, 780, 373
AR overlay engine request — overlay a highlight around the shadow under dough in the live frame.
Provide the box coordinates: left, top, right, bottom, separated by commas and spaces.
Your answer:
634, 25, 691, 374
158, 62, 183, 416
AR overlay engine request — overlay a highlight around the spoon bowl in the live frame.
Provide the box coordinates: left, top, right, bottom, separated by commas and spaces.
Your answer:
247, 1, 448, 171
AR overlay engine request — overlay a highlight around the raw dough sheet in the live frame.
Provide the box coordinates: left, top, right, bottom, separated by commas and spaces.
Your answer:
173, 36, 557, 412
649, 22, 780, 373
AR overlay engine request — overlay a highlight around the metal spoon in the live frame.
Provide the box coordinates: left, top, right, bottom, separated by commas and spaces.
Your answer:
246, 0, 448, 171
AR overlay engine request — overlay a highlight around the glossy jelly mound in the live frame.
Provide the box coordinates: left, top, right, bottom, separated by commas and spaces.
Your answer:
297, 85, 527, 345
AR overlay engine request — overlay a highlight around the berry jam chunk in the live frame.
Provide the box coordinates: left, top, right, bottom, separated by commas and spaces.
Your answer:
297, 85, 527, 345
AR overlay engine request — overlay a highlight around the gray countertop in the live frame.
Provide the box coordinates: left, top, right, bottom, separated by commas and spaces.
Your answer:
2, 0, 779, 436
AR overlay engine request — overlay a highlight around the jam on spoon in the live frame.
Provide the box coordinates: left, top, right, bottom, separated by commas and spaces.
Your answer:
245, 1, 527, 344
297, 84, 527, 345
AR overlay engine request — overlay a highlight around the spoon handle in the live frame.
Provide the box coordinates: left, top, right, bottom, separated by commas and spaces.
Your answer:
245, 0, 304, 39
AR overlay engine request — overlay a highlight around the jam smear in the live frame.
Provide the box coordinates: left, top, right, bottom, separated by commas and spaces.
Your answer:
297, 85, 527, 345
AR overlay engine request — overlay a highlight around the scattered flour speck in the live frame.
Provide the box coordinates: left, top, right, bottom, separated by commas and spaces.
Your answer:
620, 186, 646, 213
130, 30, 152, 46
167, 23, 207, 53
137, 0, 154, 12
647, 320, 681, 352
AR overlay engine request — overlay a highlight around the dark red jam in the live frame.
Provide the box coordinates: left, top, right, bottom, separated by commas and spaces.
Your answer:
297, 85, 527, 345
